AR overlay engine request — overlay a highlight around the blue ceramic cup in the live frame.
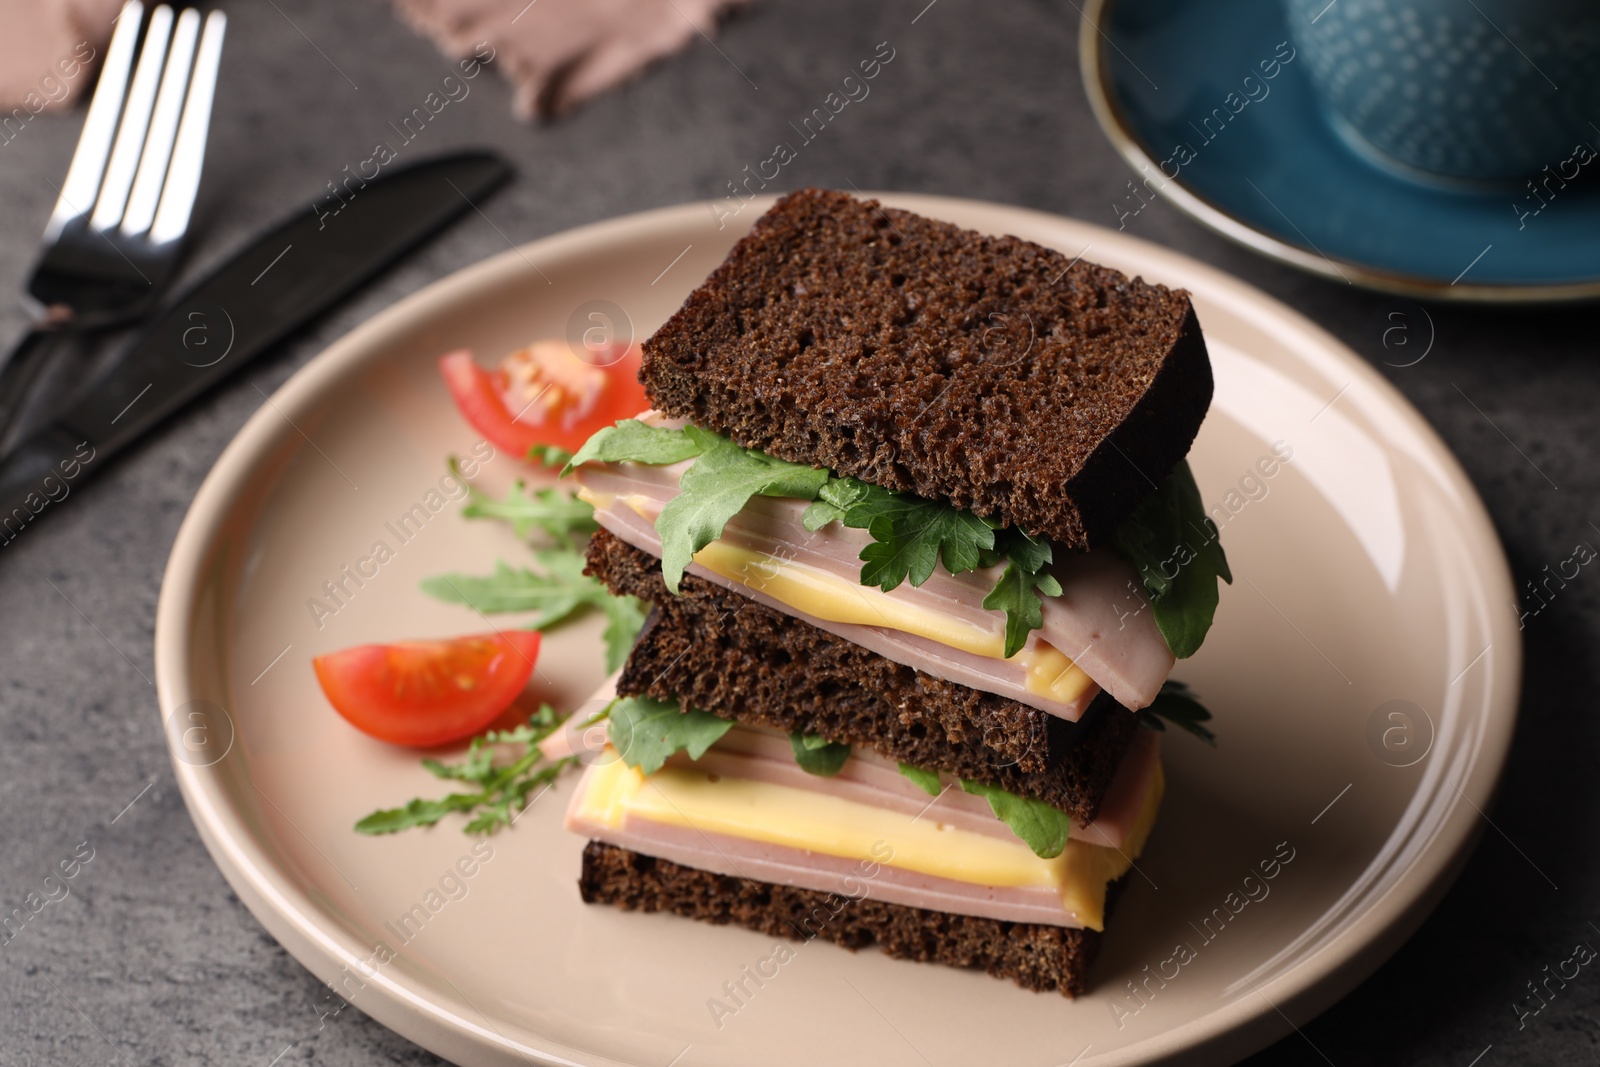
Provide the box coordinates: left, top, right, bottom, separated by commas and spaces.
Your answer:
1284, 0, 1600, 181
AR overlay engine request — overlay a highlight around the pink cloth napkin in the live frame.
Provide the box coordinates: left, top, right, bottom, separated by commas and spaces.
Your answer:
0, 0, 121, 115
393, 0, 749, 119
0, 0, 747, 121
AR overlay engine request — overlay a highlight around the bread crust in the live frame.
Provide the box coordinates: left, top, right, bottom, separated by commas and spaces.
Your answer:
641, 187, 1213, 548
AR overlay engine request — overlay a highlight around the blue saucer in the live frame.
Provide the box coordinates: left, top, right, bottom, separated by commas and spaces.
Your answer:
1080, 0, 1600, 301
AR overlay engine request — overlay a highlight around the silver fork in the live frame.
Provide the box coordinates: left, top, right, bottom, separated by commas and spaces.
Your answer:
0, 1, 226, 440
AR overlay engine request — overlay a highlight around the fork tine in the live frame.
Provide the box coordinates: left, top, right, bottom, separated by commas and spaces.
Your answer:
45, 1, 144, 240
89, 4, 173, 232
121, 7, 200, 236
149, 10, 225, 246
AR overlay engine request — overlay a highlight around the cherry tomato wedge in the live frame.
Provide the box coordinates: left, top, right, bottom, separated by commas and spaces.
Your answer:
439, 340, 648, 460
313, 631, 542, 747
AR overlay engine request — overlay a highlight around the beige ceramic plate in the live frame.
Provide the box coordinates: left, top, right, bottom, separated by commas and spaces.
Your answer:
155, 194, 1519, 1066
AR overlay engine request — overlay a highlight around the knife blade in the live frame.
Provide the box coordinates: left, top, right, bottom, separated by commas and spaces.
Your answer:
0, 149, 512, 546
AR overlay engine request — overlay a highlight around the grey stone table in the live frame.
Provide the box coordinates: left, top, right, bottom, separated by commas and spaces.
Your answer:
1, 1, 1593, 1063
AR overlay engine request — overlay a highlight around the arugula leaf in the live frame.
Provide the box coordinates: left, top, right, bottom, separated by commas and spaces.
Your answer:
1155, 553, 1224, 660
353, 792, 487, 835
449, 458, 598, 542
800, 478, 871, 531
801, 499, 847, 530
1140, 679, 1217, 745
574, 423, 1064, 655
521, 548, 610, 630
1110, 461, 1232, 658
420, 548, 645, 672
605, 694, 733, 774
564, 418, 703, 474
959, 779, 1073, 859
789, 733, 851, 776
655, 427, 829, 592
422, 559, 586, 620
1110, 510, 1173, 601
812, 478, 996, 590
898, 762, 943, 796
526, 443, 573, 469
355, 707, 571, 835
599, 594, 649, 677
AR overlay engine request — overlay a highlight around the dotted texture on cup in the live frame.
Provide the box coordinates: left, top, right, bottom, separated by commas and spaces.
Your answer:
1285, 0, 1600, 179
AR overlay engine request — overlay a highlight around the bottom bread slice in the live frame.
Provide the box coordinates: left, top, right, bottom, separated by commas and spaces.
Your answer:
580, 840, 1109, 997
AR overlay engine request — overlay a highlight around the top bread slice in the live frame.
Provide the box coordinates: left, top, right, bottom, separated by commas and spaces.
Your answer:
640, 188, 1213, 549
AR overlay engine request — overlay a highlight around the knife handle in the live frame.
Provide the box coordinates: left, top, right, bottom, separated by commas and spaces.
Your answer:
57, 151, 513, 458
0, 424, 90, 540
0, 150, 513, 534
0, 329, 72, 453
58, 296, 244, 458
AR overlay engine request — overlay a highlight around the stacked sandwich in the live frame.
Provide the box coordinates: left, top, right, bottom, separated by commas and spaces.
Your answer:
561, 189, 1227, 995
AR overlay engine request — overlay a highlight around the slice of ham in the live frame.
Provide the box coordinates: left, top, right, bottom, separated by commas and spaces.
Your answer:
569, 799, 1088, 927
661, 722, 1159, 850
572, 418, 1174, 713
562, 725, 1162, 929
545, 708, 1159, 850
586, 492, 1088, 720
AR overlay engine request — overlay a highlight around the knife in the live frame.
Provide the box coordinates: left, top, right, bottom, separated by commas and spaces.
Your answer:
0, 149, 512, 545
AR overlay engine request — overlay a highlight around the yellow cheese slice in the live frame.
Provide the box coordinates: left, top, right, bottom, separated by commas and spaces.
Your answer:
691, 539, 1093, 704
575, 485, 1096, 705
574, 753, 1163, 930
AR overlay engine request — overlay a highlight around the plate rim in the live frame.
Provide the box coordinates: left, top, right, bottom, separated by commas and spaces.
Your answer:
1077, 0, 1600, 304
154, 191, 1523, 1066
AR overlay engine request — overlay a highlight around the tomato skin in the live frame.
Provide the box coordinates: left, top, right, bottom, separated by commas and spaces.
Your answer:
313, 631, 542, 747
439, 341, 648, 460
439, 350, 528, 459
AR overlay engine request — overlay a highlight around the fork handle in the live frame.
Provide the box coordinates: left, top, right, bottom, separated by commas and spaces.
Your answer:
0, 328, 73, 454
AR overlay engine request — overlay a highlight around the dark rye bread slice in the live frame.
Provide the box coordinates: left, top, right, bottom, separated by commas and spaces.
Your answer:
581, 840, 1113, 996
587, 528, 1136, 823
641, 187, 1212, 549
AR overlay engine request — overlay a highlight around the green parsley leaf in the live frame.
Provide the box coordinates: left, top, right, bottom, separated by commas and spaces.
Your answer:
789, 733, 851, 776
1140, 679, 1217, 745
355, 707, 571, 835
655, 427, 829, 593
983, 563, 1065, 659
420, 548, 645, 672
898, 762, 943, 796
981, 529, 1065, 658
994, 526, 1054, 573
449, 458, 598, 542
526, 443, 573, 469
806, 475, 1061, 655
605, 694, 733, 774
959, 779, 1073, 859
1110, 460, 1232, 658
563, 418, 703, 474
814, 478, 996, 590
